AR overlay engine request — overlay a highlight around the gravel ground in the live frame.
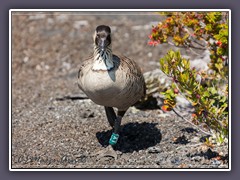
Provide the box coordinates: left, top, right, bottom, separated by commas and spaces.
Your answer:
11, 11, 229, 169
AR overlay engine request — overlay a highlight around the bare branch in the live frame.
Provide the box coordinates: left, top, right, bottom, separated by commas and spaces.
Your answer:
172, 108, 213, 136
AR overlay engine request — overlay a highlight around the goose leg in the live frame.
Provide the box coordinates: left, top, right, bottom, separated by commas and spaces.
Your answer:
94, 110, 126, 160
104, 106, 116, 128
109, 110, 126, 145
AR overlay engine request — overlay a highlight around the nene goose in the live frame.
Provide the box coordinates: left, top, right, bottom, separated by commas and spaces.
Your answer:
78, 25, 145, 159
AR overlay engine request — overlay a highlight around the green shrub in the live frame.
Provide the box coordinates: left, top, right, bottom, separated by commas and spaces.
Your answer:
149, 12, 229, 144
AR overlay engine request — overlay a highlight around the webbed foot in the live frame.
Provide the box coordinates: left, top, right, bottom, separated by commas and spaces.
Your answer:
92, 145, 118, 160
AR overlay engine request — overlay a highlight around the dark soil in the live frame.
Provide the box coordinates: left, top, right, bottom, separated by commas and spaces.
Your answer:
11, 11, 228, 169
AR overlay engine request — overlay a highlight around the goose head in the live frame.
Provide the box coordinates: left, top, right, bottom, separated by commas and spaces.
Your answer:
94, 25, 111, 52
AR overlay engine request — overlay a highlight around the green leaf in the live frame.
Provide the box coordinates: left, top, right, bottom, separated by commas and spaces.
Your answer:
215, 63, 223, 71
219, 96, 227, 103
185, 90, 192, 95
209, 99, 215, 106
208, 87, 217, 95
217, 47, 225, 55
203, 91, 210, 97
205, 24, 212, 31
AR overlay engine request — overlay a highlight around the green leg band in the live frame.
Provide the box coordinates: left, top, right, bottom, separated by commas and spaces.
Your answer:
109, 133, 119, 145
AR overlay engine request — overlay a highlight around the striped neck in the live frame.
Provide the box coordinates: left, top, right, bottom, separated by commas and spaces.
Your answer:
92, 45, 114, 71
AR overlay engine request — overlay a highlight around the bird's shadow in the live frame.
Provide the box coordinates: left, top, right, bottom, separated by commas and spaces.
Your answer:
96, 122, 162, 153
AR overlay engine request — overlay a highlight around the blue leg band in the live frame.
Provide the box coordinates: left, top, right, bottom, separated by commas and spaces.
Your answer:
109, 133, 119, 145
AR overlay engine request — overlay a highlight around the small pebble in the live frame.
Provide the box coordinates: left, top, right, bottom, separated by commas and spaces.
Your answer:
147, 147, 161, 153
212, 159, 221, 166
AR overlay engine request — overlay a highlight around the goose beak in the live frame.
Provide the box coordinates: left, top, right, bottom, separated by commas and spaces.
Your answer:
99, 38, 106, 51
